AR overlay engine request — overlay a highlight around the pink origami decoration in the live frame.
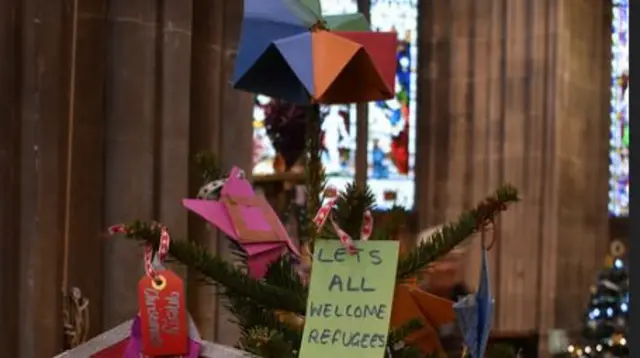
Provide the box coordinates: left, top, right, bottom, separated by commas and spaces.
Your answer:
183, 167, 300, 278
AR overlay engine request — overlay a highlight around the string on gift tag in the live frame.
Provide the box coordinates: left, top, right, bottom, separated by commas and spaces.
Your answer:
480, 217, 498, 251
108, 222, 171, 283
312, 196, 374, 255
145, 223, 171, 283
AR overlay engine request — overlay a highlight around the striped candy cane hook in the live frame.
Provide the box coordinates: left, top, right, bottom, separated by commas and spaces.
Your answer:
312, 196, 374, 254
108, 222, 171, 280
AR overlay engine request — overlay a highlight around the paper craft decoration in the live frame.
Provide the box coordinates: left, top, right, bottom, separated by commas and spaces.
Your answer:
183, 167, 300, 278
126, 316, 199, 358
54, 315, 200, 358
54, 315, 253, 358
453, 249, 494, 358
300, 240, 399, 358
232, 0, 397, 104
390, 284, 457, 355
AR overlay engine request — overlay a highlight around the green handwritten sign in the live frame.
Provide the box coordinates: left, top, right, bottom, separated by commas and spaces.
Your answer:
299, 240, 399, 358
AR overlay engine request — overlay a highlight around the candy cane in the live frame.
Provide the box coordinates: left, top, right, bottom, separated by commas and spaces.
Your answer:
312, 198, 374, 254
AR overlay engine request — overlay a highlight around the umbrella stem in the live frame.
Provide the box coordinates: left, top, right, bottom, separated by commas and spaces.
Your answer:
310, 20, 329, 32
304, 104, 323, 253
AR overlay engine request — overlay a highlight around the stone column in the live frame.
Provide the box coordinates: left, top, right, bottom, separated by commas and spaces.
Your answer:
0, 0, 70, 355
0, 0, 21, 355
415, 0, 611, 350
64, 0, 108, 339
102, 0, 164, 328
0, 0, 251, 352
188, 0, 252, 344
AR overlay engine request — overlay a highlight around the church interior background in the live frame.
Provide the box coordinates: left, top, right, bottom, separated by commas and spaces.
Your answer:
0, 0, 629, 357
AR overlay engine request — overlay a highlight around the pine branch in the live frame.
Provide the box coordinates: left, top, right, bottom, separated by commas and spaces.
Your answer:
117, 221, 307, 314
304, 104, 325, 245
194, 151, 221, 182
239, 326, 297, 358
391, 347, 423, 358
264, 256, 307, 297
370, 205, 409, 241
396, 185, 519, 279
388, 319, 424, 345
227, 295, 302, 353
333, 183, 376, 239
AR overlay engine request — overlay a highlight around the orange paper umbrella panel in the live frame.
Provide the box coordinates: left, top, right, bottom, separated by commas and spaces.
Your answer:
391, 284, 457, 355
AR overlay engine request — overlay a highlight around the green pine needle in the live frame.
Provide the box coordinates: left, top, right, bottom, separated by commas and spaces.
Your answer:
239, 326, 297, 358
332, 182, 376, 239
396, 184, 519, 279
388, 318, 424, 344
194, 151, 221, 182
120, 221, 307, 314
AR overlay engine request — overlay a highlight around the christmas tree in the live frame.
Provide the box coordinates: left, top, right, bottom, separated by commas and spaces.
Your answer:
105, 1, 520, 357
561, 240, 629, 358
110, 116, 517, 357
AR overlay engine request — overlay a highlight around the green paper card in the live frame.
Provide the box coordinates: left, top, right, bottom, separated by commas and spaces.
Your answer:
299, 240, 399, 358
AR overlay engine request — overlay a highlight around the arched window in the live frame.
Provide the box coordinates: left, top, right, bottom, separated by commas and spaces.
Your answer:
609, 0, 629, 216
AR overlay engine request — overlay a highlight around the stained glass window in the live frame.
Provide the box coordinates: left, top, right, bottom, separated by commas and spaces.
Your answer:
367, 0, 418, 210
253, 95, 278, 175
251, 0, 360, 193
609, 0, 629, 216
317, 0, 359, 200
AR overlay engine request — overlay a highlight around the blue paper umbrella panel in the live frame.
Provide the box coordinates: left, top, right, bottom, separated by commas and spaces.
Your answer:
453, 249, 494, 358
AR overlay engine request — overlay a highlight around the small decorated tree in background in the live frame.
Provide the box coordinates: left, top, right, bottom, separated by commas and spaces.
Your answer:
559, 240, 629, 358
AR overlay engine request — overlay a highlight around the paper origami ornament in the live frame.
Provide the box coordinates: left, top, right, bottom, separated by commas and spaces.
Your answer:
55, 315, 253, 358
390, 284, 457, 355
232, 0, 397, 104
183, 167, 300, 278
453, 249, 494, 358
54, 315, 200, 358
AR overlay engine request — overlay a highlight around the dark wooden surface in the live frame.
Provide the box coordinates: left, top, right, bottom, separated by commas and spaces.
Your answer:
490, 331, 539, 358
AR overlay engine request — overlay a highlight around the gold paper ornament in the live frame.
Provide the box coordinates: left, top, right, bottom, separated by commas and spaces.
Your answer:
274, 310, 305, 330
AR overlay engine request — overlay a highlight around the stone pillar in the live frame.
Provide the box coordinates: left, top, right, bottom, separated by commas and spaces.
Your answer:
102, 0, 164, 328
64, 0, 108, 339
0, 0, 70, 355
543, 0, 612, 333
415, 0, 611, 349
0, 0, 21, 355
188, 0, 252, 344
0, 0, 251, 352
101, 1, 250, 347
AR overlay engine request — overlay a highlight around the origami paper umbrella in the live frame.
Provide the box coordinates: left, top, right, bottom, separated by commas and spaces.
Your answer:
390, 284, 457, 355
453, 249, 494, 358
183, 167, 300, 278
232, 0, 397, 104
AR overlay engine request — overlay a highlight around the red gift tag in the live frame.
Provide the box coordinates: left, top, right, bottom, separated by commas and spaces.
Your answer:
137, 269, 188, 356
